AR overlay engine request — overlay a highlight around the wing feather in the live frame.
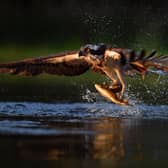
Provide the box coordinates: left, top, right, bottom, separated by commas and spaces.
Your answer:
0, 51, 91, 76
112, 48, 168, 75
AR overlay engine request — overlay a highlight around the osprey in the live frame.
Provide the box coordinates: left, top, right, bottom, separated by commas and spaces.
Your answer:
0, 43, 168, 105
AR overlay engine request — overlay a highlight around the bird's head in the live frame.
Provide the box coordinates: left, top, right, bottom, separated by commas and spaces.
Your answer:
79, 45, 91, 57
79, 44, 106, 65
79, 43, 106, 57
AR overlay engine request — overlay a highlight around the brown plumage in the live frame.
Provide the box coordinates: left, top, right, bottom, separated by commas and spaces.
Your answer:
0, 44, 168, 105
110, 48, 168, 75
0, 51, 91, 76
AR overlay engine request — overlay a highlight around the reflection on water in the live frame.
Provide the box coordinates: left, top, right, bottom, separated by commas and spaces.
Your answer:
91, 119, 124, 159
1, 118, 124, 160
0, 102, 168, 164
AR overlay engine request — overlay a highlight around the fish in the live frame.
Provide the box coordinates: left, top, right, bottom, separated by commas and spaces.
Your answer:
94, 84, 129, 106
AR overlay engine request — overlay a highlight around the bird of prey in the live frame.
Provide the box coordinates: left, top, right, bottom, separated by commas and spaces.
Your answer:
0, 43, 168, 105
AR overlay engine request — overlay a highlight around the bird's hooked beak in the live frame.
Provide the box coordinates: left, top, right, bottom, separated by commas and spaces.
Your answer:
78, 46, 91, 57
78, 50, 85, 57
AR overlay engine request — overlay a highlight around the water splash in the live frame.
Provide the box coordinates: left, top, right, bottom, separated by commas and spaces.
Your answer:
81, 88, 97, 103
0, 101, 168, 120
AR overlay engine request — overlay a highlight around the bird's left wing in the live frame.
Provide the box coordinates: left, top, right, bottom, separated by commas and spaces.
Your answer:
0, 51, 91, 76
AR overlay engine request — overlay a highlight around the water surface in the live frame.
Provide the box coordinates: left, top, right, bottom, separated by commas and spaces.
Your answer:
0, 101, 168, 167
0, 74, 168, 167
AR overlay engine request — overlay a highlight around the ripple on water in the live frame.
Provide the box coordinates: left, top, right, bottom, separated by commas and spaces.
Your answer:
0, 102, 168, 119
0, 101, 168, 135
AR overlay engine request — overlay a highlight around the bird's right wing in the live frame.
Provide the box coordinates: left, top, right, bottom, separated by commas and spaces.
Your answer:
129, 50, 168, 74
0, 51, 91, 76
112, 48, 168, 75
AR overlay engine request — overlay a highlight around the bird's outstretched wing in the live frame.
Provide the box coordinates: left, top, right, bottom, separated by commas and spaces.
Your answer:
112, 48, 168, 75
0, 51, 91, 76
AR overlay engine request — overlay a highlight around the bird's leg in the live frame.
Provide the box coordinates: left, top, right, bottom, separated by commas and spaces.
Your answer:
97, 68, 128, 104
102, 69, 122, 92
114, 68, 126, 99
106, 71, 119, 88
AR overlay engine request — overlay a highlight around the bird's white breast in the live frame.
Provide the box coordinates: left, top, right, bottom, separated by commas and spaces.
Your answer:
104, 50, 121, 60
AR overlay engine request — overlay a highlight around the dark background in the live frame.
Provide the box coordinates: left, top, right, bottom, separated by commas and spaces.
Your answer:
0, 0, 168, 49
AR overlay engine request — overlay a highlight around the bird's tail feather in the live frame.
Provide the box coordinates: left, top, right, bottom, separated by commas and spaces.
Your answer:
129, 50, 168, 74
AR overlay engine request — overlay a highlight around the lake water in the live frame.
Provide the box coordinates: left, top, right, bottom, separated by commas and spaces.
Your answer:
0, 88, 168, 167
0, 74, 168, 168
